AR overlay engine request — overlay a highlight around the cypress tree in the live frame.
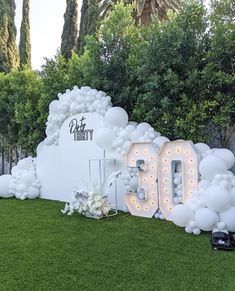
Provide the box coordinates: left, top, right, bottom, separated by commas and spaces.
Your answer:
19, 0, 31, 68
0, 0, 19, 72
76, 0, 99, 55
61, 0, 78, 60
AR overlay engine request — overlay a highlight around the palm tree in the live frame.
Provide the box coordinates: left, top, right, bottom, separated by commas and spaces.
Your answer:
97, 0, 181, 25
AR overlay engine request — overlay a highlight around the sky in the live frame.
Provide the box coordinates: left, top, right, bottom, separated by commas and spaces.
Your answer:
15, 0, 82, 70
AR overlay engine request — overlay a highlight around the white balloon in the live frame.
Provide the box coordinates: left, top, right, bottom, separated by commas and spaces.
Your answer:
11, 166, 18, 176
17, 158, 32, 170
195, 208, 218, 231
94, 128, 116, 149
219, 207, 235, 232
204, 185, 231, 212
193, 228, 201, 235
104, 107, 128, 128
128, 121, 137, 127
17, 183, 27, 193
230, 187, 235, 206
130, 177, 138, 190
119, 130, 129, 140
136, 122, 151, 133
195, 143, 210, 155
21, 172, 35, 186
125, 125, 136, 133
171, 204, 194, 227
199, 155, 227, 180
130, 130, 143, 142
176, 163, 182, 172
214, 149, 235, 170
0, 175, 13, 198
153, 136, 170, 148
217, 221, 226, 230
36, 141, 45, 155
28, 186, 40, 199
198, 180, 211, 190
49, 100, 60, 114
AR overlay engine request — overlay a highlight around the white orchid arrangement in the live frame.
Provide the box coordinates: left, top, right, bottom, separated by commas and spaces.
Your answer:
62, 171, 121, 219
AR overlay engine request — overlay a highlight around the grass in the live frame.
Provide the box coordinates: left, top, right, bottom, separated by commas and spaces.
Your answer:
0, 199, 234, 291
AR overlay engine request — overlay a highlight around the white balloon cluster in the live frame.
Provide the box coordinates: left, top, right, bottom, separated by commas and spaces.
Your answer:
9, 157, 41, 200
94, 106, 165, 157
62, 187, 111, 219
171, 146, 235, 235
45, 86, 112, 145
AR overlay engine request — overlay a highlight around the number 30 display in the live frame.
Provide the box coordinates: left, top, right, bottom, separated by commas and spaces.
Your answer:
125, 140, 200, 220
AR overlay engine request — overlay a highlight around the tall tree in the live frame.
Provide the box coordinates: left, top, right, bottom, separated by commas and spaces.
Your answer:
76, 0, 99, 55
136, 0, 181, 25
19, 0, 31, 68
61, 0, 78, 60
0, 0, 19, 72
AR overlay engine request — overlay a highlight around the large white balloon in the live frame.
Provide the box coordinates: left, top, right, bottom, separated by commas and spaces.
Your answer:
0, 175, 13, 198
153, 136, 169, 148
195, 208, 218, 231
204, 185, 231, 212
94, 128, 116, 149
171, 204, 193, 227
199, 155, 227, 180
214, 149, 235, 170
219, 207, 235, 232
104, 107, 128, 128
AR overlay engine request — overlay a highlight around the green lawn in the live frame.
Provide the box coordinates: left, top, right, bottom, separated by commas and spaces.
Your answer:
0, 199, 234, 291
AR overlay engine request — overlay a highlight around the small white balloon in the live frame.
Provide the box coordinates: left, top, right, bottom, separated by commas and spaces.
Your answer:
21, 172, 35, 186
136, 122, 151, 133
153, 136, 170, 148
130, 130, 143, 142
17, 183, 27, 193
193, 228, 201, 235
